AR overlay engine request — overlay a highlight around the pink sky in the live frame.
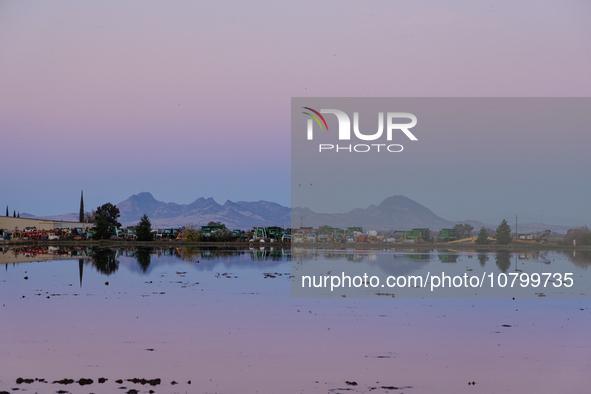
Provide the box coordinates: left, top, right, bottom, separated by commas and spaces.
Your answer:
0, 1, 590, 223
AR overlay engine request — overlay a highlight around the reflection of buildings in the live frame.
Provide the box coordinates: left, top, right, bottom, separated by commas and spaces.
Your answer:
518, 251, 551, 264
400, 253, 431, 261
0, 245, 89, 264
438, 250, 460, 263
518, 252, 540, 260
250, 248, 290, 262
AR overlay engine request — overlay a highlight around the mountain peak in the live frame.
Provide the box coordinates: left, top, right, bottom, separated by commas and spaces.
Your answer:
223, 200, 238, 207
130, 192, 156, 202
115, 192, 290, 228
293, 194, 454, 230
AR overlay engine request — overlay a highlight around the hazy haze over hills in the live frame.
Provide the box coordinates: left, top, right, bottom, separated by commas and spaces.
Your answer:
291, 195, 456, 230
21, 193, 574, 234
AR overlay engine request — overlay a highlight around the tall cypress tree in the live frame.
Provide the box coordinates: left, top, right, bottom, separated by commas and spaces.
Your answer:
79, 191, 84, 223
5, 206, 8, 217
13, 210, 16, 217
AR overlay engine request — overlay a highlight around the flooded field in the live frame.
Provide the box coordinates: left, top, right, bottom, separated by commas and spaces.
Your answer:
1, 246, 590, 393
292, 248, 591, 298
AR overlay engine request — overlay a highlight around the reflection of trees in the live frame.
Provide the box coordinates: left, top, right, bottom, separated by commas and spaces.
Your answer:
135, 247, 152, 273
563, 250, 591, 269
179, 247, 200, 261
90, 248, 119, 275
495, 250, 511, 273
79, 258, 84, 287
250, 249, 285, 261
477, 253, 489, 267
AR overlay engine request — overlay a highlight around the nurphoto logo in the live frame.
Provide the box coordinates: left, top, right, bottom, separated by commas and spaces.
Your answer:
302, 107, 418, 153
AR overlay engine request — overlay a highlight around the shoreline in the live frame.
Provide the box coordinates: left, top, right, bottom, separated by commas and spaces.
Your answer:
2, 239, 590, 251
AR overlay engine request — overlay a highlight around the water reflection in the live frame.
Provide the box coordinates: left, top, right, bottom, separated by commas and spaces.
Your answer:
3, 246, 591, 277
135, 247, 152, 273
90, 248, 120, 275
438, 249, 460, 263
398, 252, 431, 261
477, 252, 489, 267
495, 250, 511, 273
2, 246, 590, 394
563, 249, 591, 268
78, 258, 84, 286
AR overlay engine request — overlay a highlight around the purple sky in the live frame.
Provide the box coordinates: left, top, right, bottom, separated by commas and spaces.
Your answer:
1, 1, 590, 225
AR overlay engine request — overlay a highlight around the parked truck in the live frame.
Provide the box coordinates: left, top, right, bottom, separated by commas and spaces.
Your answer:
395, 228, 433, 243
437, 228, 460, 243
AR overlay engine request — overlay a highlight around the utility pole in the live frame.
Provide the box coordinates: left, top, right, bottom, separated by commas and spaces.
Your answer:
300, 215, 303, 228
515, 214, 518, 239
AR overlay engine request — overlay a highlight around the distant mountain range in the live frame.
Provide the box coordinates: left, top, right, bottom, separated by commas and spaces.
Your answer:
21, 192, 574, 234
115, 192, 291, 228
291, 195, 456, 230
21, 212, 80, 222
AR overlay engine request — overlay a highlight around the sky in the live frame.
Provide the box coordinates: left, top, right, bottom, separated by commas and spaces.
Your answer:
1, 1, 590, 225
291, 98, 591, 227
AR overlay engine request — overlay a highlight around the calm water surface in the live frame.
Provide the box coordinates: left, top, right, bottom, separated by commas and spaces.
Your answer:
1, 246, 590, 393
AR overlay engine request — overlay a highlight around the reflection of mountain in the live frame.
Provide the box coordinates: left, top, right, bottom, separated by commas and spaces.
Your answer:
372, 253, 432, 277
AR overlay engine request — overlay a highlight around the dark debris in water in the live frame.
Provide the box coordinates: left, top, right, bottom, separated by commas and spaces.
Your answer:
263, 272, 289, 278
368, 385, 413, 391
15, 378, 35, 384
215, 272, 236, 279
78, 378, 93, 385
326, 381, 413, 393
53, 378, 75, 385
43, 376, 167, 388
126, 378, 161, 386
375, 292, 395, 297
